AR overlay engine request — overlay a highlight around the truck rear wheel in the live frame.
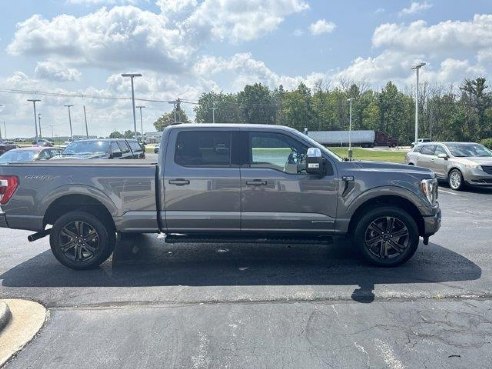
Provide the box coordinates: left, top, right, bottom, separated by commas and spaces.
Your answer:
353, 206, 419, 267
50, 211, 115, 270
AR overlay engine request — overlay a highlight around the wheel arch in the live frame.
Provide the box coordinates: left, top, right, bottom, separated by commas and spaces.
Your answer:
348, 195, 425, 237
44, 194, 115, 231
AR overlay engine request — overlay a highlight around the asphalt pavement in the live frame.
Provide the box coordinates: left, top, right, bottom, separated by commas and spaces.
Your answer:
0, 185, 491, 368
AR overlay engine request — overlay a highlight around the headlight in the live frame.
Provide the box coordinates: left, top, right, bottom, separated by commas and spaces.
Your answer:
420, 178, 438, 205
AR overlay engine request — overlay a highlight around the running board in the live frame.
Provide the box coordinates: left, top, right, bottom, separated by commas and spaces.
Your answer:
164, 234, 333, 245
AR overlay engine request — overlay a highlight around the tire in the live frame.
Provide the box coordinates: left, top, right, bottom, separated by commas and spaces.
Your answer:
353, 206, 419, 267
448, 169, 464, 191
50, 211, 115, 270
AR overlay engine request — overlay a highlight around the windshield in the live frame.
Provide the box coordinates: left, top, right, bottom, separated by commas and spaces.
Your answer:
0, 150, 37, 163
445, 143, 492, 157
63, 141, 110, 155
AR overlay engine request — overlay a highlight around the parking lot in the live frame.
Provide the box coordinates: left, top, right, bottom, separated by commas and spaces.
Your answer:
1, 185, 492, 368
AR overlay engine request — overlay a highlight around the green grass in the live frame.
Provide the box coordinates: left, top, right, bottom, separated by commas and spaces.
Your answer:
328, 147, 407, 163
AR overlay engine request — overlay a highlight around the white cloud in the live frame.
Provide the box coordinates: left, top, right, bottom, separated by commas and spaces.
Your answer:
193, 53, 325, 91
155, 0, 197, 13
399, 2, 432, 17
35, 61, 81, 82
184, 0, 309, 43
331, 51, 416, 85
7, 7, 191, 73
373, 15, 492, 55
309, 19, 336, 36
67, 0, 139, 4
8, 0, 309, 74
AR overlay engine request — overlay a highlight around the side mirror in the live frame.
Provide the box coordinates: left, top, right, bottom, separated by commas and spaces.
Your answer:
112, 151, 122, 158
306, 148, 326, 176
437, 153, 448, 160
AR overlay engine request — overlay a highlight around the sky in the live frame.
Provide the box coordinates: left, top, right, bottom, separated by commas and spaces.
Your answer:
0, 0, 491, 138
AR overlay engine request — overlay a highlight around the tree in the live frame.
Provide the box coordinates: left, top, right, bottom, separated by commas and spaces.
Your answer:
460, 77, 491, 140
109, 131, 124, 138
237, 83, 277, 124
153, 108, 190, 131
280, 83, 314, 131
194, 92, 241, 123
123, 130, 134, 138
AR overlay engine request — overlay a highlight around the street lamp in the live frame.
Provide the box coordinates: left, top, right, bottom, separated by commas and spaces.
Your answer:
121, 73, 142, 138
412, 62, 426, 144
347, 98, 353, 160
136, 105, 146, 142
64, 104, 74, 138
38, 113, 42, 138
27, 99, 41, 142
83, 105, 89, 138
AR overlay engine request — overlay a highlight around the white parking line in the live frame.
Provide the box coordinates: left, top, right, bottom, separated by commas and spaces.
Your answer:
439, 189, 457, 195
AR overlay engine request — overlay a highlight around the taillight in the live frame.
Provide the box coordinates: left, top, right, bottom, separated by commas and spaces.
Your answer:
0, 176, 19, 205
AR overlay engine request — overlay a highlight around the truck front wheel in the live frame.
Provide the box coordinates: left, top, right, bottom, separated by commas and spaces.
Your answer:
353, 206, 419, 267
50, 211, 115, 270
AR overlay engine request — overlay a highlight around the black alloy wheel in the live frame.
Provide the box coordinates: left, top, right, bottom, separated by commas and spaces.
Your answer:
353, 206, 419, 267
50, 211, 115, 270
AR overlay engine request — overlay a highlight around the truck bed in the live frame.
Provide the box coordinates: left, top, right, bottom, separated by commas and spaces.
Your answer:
0, 160, 159, 232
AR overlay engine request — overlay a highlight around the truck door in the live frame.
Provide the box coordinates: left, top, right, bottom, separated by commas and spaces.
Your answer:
162, 128, 241, 232
240, 131, 338, 232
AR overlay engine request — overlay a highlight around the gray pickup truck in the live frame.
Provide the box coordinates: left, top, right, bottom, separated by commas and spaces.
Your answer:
0, 124, 441, 269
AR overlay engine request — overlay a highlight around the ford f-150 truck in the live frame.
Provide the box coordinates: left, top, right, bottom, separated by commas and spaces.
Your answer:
0, 124, 441, 269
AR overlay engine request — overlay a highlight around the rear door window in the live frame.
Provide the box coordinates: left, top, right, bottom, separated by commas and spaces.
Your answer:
175, 131, 231, 167
420, 145, 436, 155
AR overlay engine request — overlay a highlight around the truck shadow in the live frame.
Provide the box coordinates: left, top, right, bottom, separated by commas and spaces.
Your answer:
0, 234, 481, 304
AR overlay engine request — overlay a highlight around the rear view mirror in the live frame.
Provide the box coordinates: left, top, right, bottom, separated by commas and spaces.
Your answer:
306, 148, 326, 176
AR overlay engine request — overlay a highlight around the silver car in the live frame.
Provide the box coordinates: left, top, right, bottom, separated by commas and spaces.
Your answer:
406, 142, 492, 190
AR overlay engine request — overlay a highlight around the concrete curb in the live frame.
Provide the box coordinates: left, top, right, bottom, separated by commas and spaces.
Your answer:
0, 302, 12, 333
0, 299, 47, 367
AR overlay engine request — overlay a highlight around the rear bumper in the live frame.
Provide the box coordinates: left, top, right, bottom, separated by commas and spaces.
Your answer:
423, 206, 441, 236
0, 211, 8, 228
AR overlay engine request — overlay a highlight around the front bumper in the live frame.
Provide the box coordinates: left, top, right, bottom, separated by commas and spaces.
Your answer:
464, 167, 492, 186
423, 206, 441, 236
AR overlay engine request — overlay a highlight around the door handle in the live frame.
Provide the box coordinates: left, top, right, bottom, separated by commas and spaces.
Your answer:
246, 180, 267, 186
169, 179, 190, 186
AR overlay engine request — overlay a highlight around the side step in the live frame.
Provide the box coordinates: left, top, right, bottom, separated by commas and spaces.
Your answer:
164, 233, 333, 245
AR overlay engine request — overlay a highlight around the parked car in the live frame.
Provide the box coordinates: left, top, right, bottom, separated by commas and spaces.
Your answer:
60, 139, 141, 159
0, 139, 17, 155
32, 138, 54, 147
410, 138, 431, 148
154, 144, 160, 153
0, 146, 61, 164
406, 142, 492, 190
127, 139, 146, 159
0, 124, 441, 270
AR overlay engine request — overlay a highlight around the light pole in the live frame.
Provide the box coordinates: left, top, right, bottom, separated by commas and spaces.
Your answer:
83, 105, 89, 138
27, 99, 41, 142
64, 104, 74, 138
347, 98, 353, 160
212, 102, 216, 123
136, 105, 146, 142
0, 105, 3, 139
121, 73, 142, 138
412, 62, 426, 144
38, 113, 42, 138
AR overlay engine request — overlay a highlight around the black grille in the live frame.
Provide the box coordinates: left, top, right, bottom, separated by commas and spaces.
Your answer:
482, 166, 492, 175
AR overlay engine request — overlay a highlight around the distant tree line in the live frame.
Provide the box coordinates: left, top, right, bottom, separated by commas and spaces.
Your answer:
152, 77, 492, 145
